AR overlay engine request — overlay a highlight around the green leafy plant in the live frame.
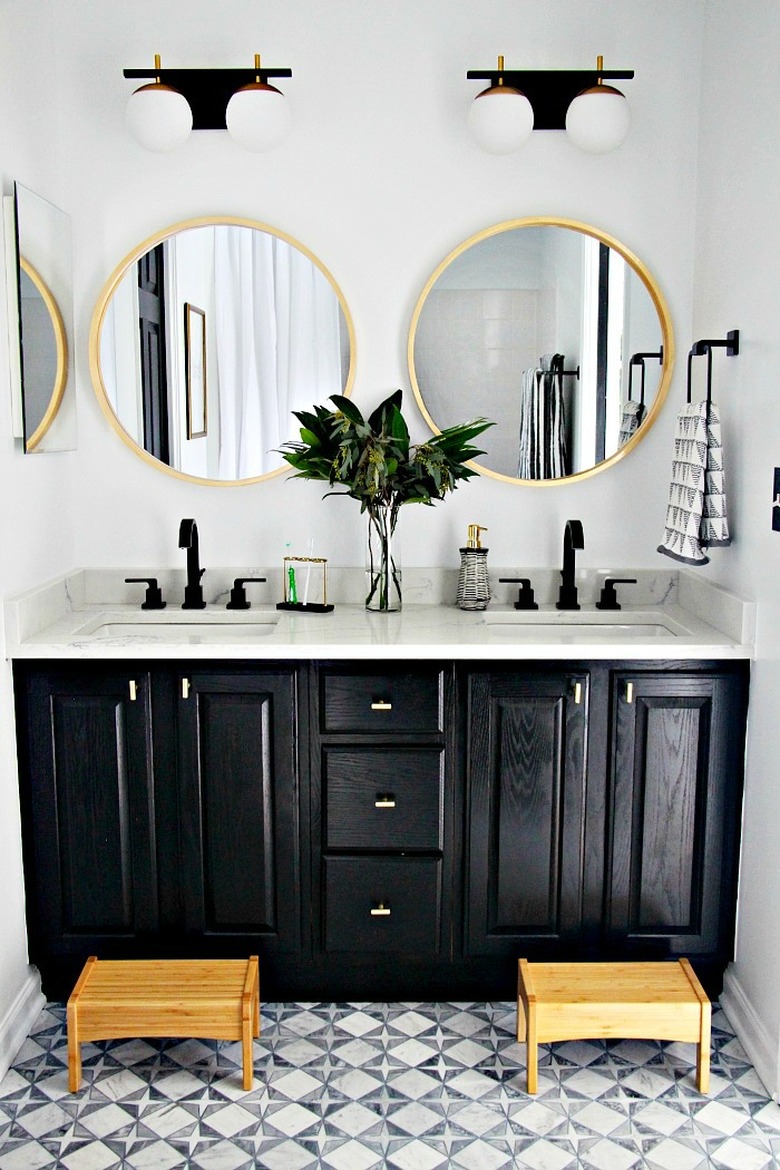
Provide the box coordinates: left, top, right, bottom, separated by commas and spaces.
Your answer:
281, 390, 493, 609
281, 389, 492, 508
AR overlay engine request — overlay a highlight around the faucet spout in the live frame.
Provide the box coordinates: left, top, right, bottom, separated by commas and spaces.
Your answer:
179, 518, 206, 609
557, 519, 584, 610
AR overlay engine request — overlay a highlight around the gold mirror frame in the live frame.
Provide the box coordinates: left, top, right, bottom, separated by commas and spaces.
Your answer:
20, 257, 69, 452
408, 216, 675, 486
89, 215, 357, 486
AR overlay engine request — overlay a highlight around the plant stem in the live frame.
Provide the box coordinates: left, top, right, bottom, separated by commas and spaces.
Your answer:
366, 502, 401, 611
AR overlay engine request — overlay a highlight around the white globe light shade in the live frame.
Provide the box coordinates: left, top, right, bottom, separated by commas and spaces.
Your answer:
126, 84, 192, 152
468, 86, 534, 154
565, 86, 631, 154
226, 83, 292, 151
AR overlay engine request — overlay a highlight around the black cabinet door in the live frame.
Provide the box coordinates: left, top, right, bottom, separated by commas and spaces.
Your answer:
17, 666, 157, 975
175, 669, 301, 958
464, 669, 589, 956
605, 670, 746, 965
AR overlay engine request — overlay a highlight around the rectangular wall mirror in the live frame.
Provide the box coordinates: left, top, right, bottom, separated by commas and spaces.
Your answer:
4, 182, 76, 452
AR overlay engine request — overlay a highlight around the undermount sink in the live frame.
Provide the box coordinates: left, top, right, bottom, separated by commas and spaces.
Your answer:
482, 610, 691, 641
75, 610, 281, 643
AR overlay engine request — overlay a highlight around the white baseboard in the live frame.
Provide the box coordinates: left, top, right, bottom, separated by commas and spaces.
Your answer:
0, 967, 45, 1083
720, 964, 777, 1099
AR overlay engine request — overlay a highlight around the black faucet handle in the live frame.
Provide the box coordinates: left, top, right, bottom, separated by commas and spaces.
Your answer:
596, 577, 638, 611
499, 577, 539, 610
125, 577, 166, 610
226, 577, 268, 610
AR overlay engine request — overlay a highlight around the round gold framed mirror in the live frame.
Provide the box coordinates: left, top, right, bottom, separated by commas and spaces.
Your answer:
19, 257, 69, 452
408, 217, 674, 485
89, 216, 356, 485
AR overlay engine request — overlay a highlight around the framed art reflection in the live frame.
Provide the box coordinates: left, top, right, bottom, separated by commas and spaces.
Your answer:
185, 302, 206, 440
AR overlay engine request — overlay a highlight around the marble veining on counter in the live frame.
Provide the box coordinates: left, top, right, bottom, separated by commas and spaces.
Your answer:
4, 568, 755, 661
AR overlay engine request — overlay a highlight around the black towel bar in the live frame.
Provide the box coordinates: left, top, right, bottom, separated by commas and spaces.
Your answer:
686, 330, 739, 404
628, 347, 663, 407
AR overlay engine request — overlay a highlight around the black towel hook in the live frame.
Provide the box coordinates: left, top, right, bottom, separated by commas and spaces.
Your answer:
686, 329, 739, 404
629, 346, 663, 407
538, 355, 579, 380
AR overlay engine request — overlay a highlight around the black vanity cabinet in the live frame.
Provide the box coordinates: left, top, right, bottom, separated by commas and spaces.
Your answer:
311, 664, 452, 998
459, 662, 748, 995
16, 666, 159, 993
463, 668, 590, 957
604, 669, 747, 976
14, 662, 304, 999
14, 657, 748, 1001
173, 668, 302, 962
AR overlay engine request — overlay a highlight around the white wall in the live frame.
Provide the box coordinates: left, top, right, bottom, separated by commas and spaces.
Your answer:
0, 1, 77, 1071
49, 0, 704, 573
695, 0, 780, 1096
1, 0, 730, 1066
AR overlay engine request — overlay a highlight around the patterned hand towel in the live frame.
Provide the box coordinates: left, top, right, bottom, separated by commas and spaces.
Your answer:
658, 400, 730, 565
517, 353, 567, 479
618, 399, 645, 448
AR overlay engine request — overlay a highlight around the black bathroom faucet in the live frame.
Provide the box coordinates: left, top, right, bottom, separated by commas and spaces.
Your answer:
556, 519, 584, 610
179, 518, 206, 609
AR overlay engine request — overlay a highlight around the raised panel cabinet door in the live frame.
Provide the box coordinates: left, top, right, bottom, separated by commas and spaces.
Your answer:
18, 667, 157, 953
176, 669, 301, 952
464, 670, 589, 956
606, 670, 746, 961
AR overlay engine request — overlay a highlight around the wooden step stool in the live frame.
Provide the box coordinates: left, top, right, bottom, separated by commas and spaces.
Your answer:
517, 958, 710, 1094
67, 955, 260, 1092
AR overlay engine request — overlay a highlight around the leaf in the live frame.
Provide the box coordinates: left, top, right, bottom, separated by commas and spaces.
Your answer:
388, 404, 410, 446
368, 390, 404, 434
329, 395, 365, 426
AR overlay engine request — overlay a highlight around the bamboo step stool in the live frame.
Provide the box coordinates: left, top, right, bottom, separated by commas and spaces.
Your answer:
67, 956, 260, 1092
517, 958, 711, 1094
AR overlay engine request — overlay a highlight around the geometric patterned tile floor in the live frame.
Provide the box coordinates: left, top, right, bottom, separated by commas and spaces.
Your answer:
1, 1001, 780, 1168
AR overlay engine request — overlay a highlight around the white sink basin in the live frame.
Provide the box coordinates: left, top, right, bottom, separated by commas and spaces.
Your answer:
75, 611, 280, 643
482, 610, 691, 641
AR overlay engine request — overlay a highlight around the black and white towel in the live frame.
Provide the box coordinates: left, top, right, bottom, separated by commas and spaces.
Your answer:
517, 352, 567, 479
657, 400, 730, 566
618, 399, 645, 448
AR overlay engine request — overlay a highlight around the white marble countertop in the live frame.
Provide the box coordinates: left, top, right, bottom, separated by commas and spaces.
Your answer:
4, 568, 755, 661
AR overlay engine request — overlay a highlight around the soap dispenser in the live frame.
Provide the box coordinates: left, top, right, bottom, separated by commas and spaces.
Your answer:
457, 524, 491, 610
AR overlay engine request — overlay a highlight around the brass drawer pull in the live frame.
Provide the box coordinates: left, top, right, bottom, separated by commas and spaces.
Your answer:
375, 795, 396, 808
370, 903, 391, 917
370, 700, 393, 711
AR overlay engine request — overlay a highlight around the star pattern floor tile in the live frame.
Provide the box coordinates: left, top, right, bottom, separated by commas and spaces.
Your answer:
0, 1001, 775, 1167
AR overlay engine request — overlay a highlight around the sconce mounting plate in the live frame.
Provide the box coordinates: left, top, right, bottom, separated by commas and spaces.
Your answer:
466, 68, 634, 130
123, 67, 293, 130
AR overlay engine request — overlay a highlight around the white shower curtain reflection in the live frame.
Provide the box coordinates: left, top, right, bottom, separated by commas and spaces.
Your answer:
214, 226, 343, 479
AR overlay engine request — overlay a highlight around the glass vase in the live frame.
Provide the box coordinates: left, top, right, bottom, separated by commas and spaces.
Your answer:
366, 503, 402, 611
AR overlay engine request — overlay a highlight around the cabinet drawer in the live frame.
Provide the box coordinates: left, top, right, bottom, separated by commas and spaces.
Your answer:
324, 857, 441, 953
325, 747, 443, 850
320, 669, 442, 733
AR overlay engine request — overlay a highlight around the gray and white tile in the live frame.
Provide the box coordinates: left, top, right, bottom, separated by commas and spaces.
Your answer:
0, 998, 777, 1167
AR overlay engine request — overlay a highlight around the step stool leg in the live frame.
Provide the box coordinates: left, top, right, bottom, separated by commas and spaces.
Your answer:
67, 1002, 81, 1092
526, 1003, 538, 1094
696, 999, 711, 1093
252, 956, 260, 1038
241, 991, 254, 1092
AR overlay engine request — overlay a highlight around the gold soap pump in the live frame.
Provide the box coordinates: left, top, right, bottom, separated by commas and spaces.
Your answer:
457, 524, 491, 610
